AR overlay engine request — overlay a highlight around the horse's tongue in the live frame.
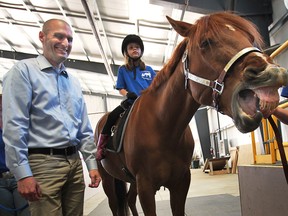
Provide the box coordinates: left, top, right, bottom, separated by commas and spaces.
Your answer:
254, 86, 279, 111
254, 86, 279, 102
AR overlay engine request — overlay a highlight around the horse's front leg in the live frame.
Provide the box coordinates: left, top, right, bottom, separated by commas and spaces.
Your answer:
169, 168, 191, 216
136, 176, 157, 216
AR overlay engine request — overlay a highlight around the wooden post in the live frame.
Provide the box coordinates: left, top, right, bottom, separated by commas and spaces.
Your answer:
232, 147, 239, 174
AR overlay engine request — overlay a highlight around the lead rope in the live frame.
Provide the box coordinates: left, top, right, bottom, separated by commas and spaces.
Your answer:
268, 116, 288, 184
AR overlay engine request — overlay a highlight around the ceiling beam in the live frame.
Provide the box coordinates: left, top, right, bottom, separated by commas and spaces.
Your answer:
82, 0, 116, 84
0, 49, 119, 76
151, 0, 273, 45
20, 0, 43, 54
172, 0, 189, 50
55, 0, 91, 62
92, 0, 116, 66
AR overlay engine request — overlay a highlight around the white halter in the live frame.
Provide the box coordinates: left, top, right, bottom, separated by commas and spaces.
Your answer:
182, 47, 261, 110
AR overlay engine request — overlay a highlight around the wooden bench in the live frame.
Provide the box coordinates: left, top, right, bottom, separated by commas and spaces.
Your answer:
203, 156, 230, 175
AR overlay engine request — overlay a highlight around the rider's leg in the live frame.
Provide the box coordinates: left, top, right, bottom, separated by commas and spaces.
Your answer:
96, 105, 125, 160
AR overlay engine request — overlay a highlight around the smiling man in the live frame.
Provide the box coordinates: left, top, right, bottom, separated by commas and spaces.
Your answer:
2, 19, 101, 216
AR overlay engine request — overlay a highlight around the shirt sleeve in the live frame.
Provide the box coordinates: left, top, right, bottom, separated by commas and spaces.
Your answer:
75, 81, 98, 171
3, 62, 33, 181
116, 66, 126, 90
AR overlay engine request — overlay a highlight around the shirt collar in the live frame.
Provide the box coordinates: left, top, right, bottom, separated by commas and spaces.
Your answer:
36, 55, 68, 77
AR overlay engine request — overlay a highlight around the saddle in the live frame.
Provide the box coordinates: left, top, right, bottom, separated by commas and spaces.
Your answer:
105, 103, 134, 153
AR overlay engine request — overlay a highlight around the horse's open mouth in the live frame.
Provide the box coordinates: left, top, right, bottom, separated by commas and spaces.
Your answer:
233, 86, 280, 133
238, 87, 279, 118
238, 89, 259, 117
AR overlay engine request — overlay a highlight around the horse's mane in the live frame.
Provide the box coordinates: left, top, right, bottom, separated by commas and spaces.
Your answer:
143, 12, 264, 94
143, 38, 188, 93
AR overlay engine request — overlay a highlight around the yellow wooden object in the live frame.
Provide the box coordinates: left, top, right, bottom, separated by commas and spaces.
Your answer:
251, 131, 256, 164
255, 154, 274, 164
270, 39, 288, 58
262, 119, 269, 154
276, 142, 288, 161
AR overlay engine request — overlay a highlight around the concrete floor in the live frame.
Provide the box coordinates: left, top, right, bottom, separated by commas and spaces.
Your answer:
83, 168, 240, 216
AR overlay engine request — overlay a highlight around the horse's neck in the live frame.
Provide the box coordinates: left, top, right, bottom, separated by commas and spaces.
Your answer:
153, 63, 200, 129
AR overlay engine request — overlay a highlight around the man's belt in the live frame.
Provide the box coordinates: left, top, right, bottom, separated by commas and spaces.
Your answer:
28, 146, 78, 156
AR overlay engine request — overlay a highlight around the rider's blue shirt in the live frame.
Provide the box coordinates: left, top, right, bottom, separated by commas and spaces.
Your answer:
116, 65, 156, 96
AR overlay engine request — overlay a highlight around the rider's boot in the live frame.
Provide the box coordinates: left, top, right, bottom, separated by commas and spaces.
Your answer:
96, 134, 110, 161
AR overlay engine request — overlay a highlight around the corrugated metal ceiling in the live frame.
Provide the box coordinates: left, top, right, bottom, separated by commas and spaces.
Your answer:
0, 0, 204, 95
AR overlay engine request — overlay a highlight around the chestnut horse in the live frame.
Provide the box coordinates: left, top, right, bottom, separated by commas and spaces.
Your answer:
95, 12, 288, 216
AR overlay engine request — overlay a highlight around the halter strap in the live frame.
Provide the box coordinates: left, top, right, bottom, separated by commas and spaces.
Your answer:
182, 47, 262, 110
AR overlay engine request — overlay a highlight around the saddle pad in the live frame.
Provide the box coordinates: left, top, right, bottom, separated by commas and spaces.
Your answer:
106, 101, 136, 153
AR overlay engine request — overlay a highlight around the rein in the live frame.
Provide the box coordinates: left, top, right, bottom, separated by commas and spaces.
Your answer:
268, 116, 288, 184
182, 47, 261, 111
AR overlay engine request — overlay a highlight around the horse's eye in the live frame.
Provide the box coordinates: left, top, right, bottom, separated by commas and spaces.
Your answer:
200, 39, 212, 49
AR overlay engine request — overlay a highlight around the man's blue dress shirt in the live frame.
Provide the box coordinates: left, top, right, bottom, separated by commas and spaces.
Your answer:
2, 55, 97, 181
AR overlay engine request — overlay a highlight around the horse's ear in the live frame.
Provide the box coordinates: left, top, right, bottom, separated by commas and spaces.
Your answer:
166, 16, 194, 37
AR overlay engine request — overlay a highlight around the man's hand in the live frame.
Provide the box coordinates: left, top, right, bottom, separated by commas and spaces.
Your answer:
17, 176, 42, 202
88, 169, 101, 188
260, 107, 276, 119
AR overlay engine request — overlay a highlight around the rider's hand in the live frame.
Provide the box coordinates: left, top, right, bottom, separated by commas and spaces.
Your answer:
126, 92, 138, 100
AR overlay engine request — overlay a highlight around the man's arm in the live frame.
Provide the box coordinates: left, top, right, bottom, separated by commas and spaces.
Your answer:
3, 62, 33, 180
272, 107, 288, 125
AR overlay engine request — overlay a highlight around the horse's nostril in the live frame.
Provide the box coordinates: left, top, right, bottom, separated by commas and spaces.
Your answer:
245, 66, 261, 75
243, 66, 268, 83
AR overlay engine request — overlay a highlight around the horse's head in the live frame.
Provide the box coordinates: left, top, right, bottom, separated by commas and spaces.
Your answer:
167, 12, 288, 133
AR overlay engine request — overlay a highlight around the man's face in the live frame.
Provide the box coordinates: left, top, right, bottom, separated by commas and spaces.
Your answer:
39, 21, 73, 68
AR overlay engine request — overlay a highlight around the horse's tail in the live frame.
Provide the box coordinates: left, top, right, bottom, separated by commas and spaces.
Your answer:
115, 178, 129, 216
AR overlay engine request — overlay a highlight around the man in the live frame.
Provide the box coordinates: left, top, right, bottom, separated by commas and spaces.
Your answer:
2, 19, 101, 216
